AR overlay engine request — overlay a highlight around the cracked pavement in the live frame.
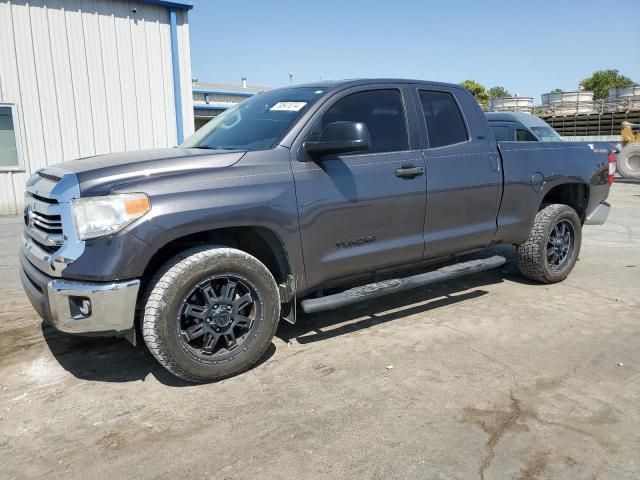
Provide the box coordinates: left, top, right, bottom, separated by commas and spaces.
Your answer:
0, 182, 639, 479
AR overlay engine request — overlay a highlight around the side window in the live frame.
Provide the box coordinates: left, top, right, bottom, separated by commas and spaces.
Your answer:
490, 125, 512, 142
0, 105, 21, 170
516, 128, 537, 141
321, 89, 408, 153
418, 90, 468, 148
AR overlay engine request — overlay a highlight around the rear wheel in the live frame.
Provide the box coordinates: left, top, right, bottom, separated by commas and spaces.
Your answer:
517, 204, 582, 283
142, 247, 280, 383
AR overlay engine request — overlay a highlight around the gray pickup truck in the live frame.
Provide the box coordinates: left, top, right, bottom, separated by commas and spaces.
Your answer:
20, 79, 613, 382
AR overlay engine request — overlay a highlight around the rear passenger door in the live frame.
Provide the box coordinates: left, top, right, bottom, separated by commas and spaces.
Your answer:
415, 87, 502, 258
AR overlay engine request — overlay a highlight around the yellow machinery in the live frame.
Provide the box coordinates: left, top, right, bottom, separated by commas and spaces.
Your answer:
618, 121, 640, 178
621, 121, 640, 145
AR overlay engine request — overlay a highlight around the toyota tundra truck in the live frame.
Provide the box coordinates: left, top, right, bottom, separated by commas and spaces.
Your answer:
20, 79, 613, 382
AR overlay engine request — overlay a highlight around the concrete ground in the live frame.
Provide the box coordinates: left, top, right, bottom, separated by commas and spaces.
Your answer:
0, 182, 638, 480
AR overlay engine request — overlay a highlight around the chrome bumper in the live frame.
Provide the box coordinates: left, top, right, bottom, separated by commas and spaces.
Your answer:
20, 253, 140, 335
47, 278, 140, 334
585, 201, 610, 226
20, 168, 139, 336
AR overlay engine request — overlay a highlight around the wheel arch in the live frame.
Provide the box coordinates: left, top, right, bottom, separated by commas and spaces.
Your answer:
139, 226, 292, 301
539, 181, 590, 221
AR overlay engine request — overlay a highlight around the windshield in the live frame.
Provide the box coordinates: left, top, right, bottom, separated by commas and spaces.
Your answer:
182, 87, 326, 151
530, 126, 562, 142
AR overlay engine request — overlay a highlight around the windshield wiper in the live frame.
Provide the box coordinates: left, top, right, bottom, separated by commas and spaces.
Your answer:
191, 146, 242, 151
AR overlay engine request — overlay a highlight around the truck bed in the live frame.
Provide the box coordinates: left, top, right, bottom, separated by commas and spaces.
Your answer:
495, 141, 610, 244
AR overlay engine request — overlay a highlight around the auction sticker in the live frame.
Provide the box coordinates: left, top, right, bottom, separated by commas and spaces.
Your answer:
270, 101, 307, 112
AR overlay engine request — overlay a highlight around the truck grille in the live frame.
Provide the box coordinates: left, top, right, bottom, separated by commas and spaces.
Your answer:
24, 173, 65, 255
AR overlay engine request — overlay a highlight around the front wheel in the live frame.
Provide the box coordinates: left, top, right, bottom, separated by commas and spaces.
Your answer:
142, 247, 280, 383
517, 204, 582, 283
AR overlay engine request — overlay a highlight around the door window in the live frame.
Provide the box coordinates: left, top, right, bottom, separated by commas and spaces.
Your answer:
418, 90, 469, 148
490, 125, 512, 141
516, 128, 538, 141
321, 89, 408, 153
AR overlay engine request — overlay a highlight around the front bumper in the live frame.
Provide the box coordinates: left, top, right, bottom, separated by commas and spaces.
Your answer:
20, 252, 140, 335
584, 201, 610, 225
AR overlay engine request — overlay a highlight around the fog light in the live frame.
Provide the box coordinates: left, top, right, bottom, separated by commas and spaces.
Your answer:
69, 296, 92, 318
79, 299, 91, 316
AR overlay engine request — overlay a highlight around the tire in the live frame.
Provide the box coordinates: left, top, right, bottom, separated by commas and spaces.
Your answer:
516, 204, 582, 284
142, 246, 280, 383
617, 144, 640, 179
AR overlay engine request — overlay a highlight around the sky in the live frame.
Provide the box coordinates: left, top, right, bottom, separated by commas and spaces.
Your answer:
188, 0, 640, 103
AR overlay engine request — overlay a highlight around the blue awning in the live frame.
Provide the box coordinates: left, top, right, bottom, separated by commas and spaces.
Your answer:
139, 0, 193, 10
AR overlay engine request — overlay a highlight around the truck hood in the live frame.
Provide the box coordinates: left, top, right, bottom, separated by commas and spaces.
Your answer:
57, 148, 246, 196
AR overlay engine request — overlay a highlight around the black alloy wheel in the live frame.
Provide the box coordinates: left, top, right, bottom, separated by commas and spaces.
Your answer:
177, 274, 261, 362
546, 219, 574, 271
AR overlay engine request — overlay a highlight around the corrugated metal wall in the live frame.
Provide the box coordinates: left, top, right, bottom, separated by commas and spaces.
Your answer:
0, 0, 194, 214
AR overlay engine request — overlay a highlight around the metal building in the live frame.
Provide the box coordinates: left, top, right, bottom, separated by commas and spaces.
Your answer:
192, 80, 269, 130
0, 0, 194, 214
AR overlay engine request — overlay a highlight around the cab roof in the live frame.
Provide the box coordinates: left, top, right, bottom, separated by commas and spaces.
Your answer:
288, 78, 464, 91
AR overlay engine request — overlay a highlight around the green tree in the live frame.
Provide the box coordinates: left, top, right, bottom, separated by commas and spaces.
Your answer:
459, 79, 490, 108
579, 70, 634, 100
488, 86, 511, 99
551, 88, 563, 93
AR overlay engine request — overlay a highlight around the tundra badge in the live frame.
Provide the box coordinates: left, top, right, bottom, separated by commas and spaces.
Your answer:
336, 235, 376, 249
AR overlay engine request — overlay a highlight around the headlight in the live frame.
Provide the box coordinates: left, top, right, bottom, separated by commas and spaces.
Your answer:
72, 193, 151, 240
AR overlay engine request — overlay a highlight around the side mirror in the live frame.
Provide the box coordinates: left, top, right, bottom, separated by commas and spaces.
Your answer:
304, 121, 370, 157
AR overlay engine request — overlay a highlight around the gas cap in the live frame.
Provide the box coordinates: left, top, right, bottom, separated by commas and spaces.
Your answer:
531, 172, 545, 192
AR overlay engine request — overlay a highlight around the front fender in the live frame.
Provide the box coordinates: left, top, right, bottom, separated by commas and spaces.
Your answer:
62, 149, 306, 288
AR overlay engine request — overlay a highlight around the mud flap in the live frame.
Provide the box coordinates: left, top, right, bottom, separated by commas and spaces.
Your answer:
279, 275, 297, 324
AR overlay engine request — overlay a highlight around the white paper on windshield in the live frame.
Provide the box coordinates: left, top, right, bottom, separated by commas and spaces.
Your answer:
270, 101, 307, 112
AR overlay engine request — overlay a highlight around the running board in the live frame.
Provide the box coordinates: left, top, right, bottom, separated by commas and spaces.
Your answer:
300, 255, 507, 314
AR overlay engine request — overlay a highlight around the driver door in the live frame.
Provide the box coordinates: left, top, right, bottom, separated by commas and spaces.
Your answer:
291, 86, 427, 289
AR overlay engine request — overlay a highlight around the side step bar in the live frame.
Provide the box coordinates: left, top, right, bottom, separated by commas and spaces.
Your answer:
300, 255, 507, 314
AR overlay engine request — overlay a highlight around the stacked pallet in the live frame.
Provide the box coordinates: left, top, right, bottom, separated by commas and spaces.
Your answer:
539, 111, 640, 137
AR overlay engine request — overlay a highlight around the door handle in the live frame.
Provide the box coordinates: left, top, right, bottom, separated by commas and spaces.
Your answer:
395, 164, 424, 179
490, 153, 500, 172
